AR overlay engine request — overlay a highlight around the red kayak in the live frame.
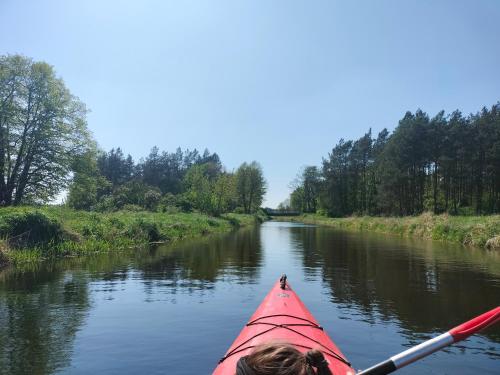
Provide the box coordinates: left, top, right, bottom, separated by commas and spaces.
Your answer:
213, 276, 355, 374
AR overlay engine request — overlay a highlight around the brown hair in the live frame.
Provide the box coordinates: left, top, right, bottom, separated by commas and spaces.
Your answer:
241, 343, 332, 375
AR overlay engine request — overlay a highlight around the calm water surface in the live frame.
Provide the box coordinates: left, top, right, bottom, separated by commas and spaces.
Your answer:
0, 221, 499, 374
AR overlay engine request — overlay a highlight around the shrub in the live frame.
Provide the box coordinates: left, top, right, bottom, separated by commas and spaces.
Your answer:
122, 204, 144, 212
0, 211, 64, 248
158, 193, 180, 213
126, 218, 161, 242
143, 189, 161, 211
175, 193, 194, 212
207, 218, 219, 227
94, 195, 117, 212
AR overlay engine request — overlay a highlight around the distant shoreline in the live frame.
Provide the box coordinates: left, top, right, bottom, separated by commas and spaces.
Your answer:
271, 213, 500, 250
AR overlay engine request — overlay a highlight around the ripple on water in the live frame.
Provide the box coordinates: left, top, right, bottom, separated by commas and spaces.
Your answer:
0, 221, 498, 374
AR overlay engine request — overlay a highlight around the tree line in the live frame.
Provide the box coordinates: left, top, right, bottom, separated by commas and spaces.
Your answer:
285, 104, 500, 216
0, 54, 266, 214
68, 146, 266, 215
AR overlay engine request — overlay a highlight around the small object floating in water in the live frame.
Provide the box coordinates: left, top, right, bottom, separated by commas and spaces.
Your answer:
212, 276, 355, 375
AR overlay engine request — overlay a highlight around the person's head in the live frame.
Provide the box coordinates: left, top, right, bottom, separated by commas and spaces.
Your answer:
236, 343, 332, 375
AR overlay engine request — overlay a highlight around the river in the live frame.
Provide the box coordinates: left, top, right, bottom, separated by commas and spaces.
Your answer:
0, 221, 499, 374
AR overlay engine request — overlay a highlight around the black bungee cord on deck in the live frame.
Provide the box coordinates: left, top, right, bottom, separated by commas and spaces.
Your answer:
219, 313, 350, 367
222, 274, 352, 374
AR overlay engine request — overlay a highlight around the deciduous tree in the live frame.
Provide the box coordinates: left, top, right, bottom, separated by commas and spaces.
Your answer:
0, 55, 90, 205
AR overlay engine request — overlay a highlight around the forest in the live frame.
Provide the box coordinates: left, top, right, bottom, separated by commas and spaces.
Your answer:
285, 104, 500, 216
69, 147, 266, 216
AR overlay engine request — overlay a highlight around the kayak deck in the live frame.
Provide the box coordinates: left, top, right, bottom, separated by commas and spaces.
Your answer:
213, 277, 355, 374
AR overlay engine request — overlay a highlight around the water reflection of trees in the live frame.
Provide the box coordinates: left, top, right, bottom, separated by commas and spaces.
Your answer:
0, 226, 263, 373
292, 227, 500, 340
138, 226, 262, 294
0, 269, 90, 375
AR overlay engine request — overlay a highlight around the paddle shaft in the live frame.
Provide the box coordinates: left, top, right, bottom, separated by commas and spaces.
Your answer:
358, 306, 500, 375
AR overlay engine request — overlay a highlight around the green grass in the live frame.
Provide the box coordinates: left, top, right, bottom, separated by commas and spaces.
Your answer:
0, 206, 264, 267
274, 213, 500, 249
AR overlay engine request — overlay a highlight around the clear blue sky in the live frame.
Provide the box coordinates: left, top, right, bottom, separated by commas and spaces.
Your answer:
1, 0, 499, 207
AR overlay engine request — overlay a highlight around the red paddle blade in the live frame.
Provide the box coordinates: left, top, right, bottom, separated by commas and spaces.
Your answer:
359, 306, 500, 375
449, 306, 500, 342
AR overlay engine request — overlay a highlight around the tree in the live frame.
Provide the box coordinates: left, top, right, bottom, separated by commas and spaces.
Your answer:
289, 166, 321, 213
277, 198, 291, 211
236, 162, 266, 213
137, 147, 221, 195
143, 188, 162, 211
183, 164, 213, 213
111, 180, 155, 209
97, 147, 134, 187
290, 187, 305, 212
0, 55, 90, 205
321, 139, 353, 216
376, 110, 429, 215
291, 103, 500, 217
67, 150, 111, 210
211, 172, 236, 216
350, 130, 372, 214
427, 111, 446, 213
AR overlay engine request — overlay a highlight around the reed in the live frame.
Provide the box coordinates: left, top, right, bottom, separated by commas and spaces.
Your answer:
274, 213, 500, 249
0, 206, 265, 267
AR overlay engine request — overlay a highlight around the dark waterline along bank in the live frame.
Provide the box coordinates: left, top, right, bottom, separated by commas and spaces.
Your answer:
273, 213, 500, 249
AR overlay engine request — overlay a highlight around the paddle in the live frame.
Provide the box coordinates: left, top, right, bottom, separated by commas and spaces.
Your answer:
358, 306, 500, 375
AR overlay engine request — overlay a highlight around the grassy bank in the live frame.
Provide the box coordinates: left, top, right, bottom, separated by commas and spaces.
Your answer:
0, 206, 266, 267
274, 213, 500, 249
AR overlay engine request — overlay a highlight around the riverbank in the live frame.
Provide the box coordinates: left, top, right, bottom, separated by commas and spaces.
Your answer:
0, 207, 266, 267
273, 213, 500, 249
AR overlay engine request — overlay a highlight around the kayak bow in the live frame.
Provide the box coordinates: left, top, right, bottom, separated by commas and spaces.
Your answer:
212, 276, 355, 375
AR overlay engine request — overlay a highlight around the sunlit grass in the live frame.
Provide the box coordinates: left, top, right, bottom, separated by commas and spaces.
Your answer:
276, 213, 500, 248
0, 206, 265, 267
